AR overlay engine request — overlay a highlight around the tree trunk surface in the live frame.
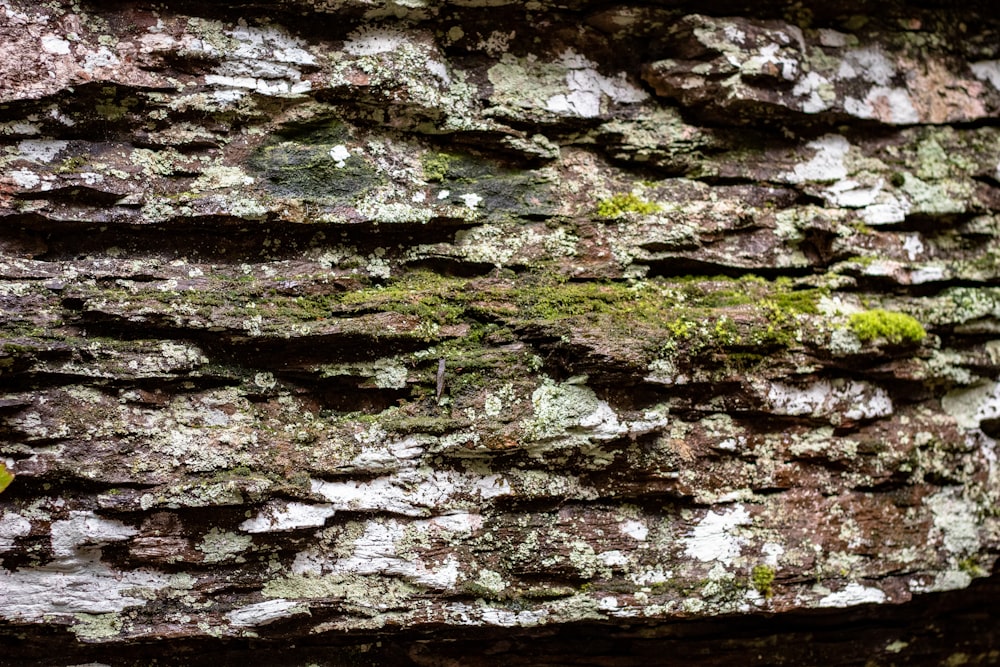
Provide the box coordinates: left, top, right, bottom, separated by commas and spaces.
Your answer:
1, 0, 999, 664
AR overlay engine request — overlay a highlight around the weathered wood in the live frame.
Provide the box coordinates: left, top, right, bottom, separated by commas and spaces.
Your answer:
1, 0, 998, 663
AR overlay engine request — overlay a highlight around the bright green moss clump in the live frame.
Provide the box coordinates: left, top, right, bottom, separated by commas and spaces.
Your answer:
750, 565, 775, 598
849, 309, 926, 344
596, 192, 661, 218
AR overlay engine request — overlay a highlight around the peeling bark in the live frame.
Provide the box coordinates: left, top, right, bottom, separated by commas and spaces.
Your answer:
1, 0, 999, 663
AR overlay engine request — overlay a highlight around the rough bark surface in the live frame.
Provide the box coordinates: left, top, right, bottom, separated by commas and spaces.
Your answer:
1, 0, 999, 664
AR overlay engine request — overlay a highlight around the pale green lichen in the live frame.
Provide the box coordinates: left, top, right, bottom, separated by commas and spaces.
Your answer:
71, 612, 124, 640
196, 528, 253, 563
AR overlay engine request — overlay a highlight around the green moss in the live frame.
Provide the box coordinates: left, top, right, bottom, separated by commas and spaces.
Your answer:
596, 192, 662, 218
750, 565, 776, 598
55, 155, 89, 173
958, 556, 985, 578
849, 309, 926, 345
420, 152, 457, 182
339, 271, 467, 324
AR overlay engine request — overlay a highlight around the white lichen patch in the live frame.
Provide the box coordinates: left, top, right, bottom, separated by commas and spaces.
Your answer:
195, 19, 315, 100
11, 168, 41, 188
764, 379, 892, 423
239, 501, 336, 533
546, 51, 648, 118
445, 602, 549, 627
488, 50, 645, 121
942, 380, 1000, 430
310, 469, 511, 516
343, 27, 407, 56
328, 144, 351, 167
0, 511, 168, 621
817, 582, 886, 608
291, 517, 469, 590
683, 505, 751, 565
762, 542, 785, 567
17, 139, 67, 163
924, 488, 981, 555
910, 569, 973, 594
970, 61, 1000, 91
41, 34, 71, 55
0, 512, 32, 553
227, 599, 309, 627
522, 376, 667, 450
836, 48, 895, 85
620, 519, 649, 541
459, 192, 483, 209
781, 135, 850, 184
792, 71, 835, 113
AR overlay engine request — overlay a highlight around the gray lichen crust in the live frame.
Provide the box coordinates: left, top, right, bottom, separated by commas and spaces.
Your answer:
0, 0, 998, 662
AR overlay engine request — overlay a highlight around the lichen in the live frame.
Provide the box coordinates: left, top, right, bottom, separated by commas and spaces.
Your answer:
71, 612, 124, 640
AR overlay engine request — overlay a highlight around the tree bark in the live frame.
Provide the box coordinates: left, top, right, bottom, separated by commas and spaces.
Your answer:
1, 0, 998, 664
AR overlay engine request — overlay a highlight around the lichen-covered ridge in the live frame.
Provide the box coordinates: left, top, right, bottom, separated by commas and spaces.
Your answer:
1, 0, 999, 663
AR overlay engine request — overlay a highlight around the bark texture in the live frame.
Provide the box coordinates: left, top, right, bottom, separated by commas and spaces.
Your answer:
1, 0, 999, 663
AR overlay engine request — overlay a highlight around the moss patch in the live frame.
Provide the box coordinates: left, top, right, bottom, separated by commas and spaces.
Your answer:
849, 309, 926, 345
751, 565, 776, 598
596, 192, 662, 219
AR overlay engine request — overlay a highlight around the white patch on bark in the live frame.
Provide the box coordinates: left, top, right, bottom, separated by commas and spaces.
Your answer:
18, 139, 67, 162
942, 380, 1000, 430
970, 61, 1000, 90
546, 51, 647, 118
844, 87, 919, 124
239, 501, 337, 533
683, 505, 751, 565
620, 520, 649, 541
41, 34, 71, 55
925, 488, 981, 555
297, 518, 469, 589
0, 512, 168, 621
781, 135, 849, 184
0, 512, 31, 553
765, 380, 892, 422
227, 599, 308, 627
344, 27, 406, 55
310, 470, 510, 516
837, 48, 895, 85
446, 602, 549, 627
817, 583, 886, 607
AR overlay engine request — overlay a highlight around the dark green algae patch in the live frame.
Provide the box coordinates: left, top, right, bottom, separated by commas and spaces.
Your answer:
247, 121, 385, 205
245, 114, 558, 221
419, 150, 560, 220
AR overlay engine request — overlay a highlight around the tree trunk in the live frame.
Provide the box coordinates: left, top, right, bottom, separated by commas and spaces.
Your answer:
1, 0, 998, 664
